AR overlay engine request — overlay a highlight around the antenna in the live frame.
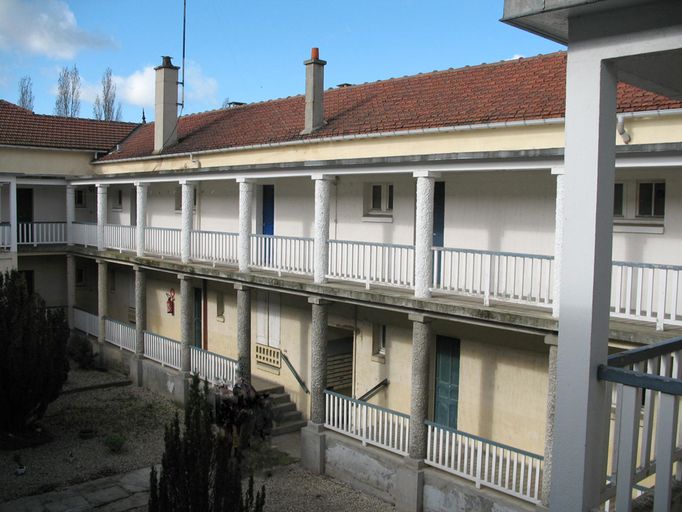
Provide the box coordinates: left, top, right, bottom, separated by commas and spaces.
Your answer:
180, 0, 187, 108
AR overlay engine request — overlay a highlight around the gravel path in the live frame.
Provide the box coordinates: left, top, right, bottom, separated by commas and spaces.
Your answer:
0, 368, 179, 503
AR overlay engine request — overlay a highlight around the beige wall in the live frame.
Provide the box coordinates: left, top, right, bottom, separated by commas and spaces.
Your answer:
18, 254, 67, 307
0, 147, 94, 175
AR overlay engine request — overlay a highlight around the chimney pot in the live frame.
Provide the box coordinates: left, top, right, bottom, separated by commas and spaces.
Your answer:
311, 47, 319, 60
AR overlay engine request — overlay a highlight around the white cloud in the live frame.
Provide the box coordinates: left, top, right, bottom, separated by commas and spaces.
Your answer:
184, 61, 219, 105
506, 54, 525, 61
0, 0, 114, 59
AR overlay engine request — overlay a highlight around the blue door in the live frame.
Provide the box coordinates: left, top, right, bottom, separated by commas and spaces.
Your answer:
433, 182, 445, 284
434, 336, 460, 429
262, 185, 274, 236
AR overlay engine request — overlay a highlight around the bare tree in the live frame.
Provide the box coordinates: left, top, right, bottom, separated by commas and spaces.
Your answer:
54, 65, 81, 117
93, 67, 122, 121
17, 76, 34, 111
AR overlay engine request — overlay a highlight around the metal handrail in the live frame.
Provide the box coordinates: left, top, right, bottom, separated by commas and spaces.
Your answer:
357, 378, 389, 402
281, 352, 309, 394
433, 245, 554, 261
606, 336, 682, 368
330, 238, 414, 250
325, 388, 410, 418
251, 233, 313, 242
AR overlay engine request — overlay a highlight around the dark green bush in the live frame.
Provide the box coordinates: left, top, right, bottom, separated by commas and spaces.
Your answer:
103, 433, 125, 453
68, 334, 95, 369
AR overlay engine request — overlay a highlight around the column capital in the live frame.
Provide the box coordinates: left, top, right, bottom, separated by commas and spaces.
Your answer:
134, 181, 149, 188
551, 167, 565, 175
179, 179, 194, 186
96, 183, 109, 190
408, 313, 433, 324
66, 184, 75, 191
233, 282, 251, 291
311, 173, 336, 181
177, 273, 191, 281
413, 170, 441, 179
96, 259, 108, 266
236, 177, 257, 184
308, 296, 332, 306
544, 334, 559, 346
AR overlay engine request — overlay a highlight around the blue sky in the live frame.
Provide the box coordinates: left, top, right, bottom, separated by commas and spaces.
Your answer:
0, 1, 563, 122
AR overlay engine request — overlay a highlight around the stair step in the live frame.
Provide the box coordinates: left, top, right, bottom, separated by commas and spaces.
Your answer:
268, 392, 291, 405
271, 419, 307, 436
275, 410, 302, 424
272, 401, 295, 420
257, 384, 285, 396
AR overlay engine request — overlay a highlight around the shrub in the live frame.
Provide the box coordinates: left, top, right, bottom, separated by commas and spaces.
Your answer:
149, 375, 266, 512
68, 334, 95, 369
103, 433, 125, 453
0, 270, 69, 435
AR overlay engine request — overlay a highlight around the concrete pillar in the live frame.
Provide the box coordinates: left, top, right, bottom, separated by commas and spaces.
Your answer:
179, 274, 192, 374
408, 313, 432, 460
153, 56, 180, 153
132, 266, 146, 386
309, 296, 330, 425
8, 179, 17, 255
301, 48, 326, 134
552, 170, 565, 318
180, 181, 194, 264
413, 172, 438, 299
66, 254, 76, 329
237, 179, 254, 273
135, 183, 147, 257
234, 283, 251, 383
66, 185, 75, 246
542, 336, 558, 507
96, 184, 108, 251
97, 260, 108, 346
550, 50, 618, 510
312, 175, 333, 284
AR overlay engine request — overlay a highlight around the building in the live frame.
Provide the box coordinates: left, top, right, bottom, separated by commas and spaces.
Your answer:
1, 17, 681, 510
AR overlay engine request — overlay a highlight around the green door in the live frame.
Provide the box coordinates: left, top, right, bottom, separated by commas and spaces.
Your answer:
434, 336, 460, 429
193, 287, 202, 348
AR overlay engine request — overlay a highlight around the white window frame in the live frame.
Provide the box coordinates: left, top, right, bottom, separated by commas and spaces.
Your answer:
112, 189, 123, 211
613, 179, 665, 234
363, 183, 394, 222
174, 186, 197, 212
75, 189, 86, 209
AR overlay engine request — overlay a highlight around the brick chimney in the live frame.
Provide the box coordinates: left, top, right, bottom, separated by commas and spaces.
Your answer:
154, 56, 180, 153
301, 48, 326, 134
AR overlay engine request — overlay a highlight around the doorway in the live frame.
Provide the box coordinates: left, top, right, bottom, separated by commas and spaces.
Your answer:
434, 335, 460, 429
327, 327, 354, 397
17, 188, 33, 242
262, 185, 274, 236
193, 287, 202, 348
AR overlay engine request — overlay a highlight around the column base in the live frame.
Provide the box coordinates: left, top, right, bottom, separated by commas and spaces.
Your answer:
129, 355, 144, 387
395, 458, 425, 512
301, 422, 326, 474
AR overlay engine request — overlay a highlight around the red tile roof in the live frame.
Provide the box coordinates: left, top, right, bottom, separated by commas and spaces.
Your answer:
0, 100, 138, 152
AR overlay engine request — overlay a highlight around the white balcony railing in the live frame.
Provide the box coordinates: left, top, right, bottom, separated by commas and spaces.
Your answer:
17, 222, 66, 245
104, 317, 136, 352
324, 390, 410, 456
190, 345, 238, 385
250, 234, 314, 275
0, 223, 10, 249
104, 224, 136, 253
144, 226, 181, 258
327, 239, 415, 288
611, 261, 682, 330
73, 307, 98, 337
72, 222, 98, 247
426, 421, 543, 504
191, 230, 238, 266
432, 247, 554, 307
143, 331, 181, 369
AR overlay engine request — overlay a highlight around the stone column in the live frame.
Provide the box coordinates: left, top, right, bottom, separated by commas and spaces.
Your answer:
552, 169, 565, 318
542, 335, 558, 507
96, 184, 108, 251
180, 181, 194, 264
179, 274, 192, 374
237, 179, 254, 273
8, 179, 17, 256
309, 296, 330, 425
551, 49, 617, 510
408, 313, 432, 460
234, 283, 252, 383
413, 172, 438, 299
97, 260, 108, 349
66, 254, 76, 329
312, 175, 333, 284
135, 183, 148, 257
66, 185, 75, 246
132, 266, 147, 386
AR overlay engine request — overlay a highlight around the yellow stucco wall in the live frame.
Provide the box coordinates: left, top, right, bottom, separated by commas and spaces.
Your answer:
0, 147, 94, 175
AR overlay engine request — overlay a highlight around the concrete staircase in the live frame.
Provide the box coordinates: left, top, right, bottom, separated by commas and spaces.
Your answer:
254, 379, 307, 436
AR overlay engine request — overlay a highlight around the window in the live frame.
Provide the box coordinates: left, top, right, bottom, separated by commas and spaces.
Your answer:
174, 186, 197, 212
637, 182, 665, 218
113, 189, 123, 210
216, 293, 225, 322
76, 267, 85, 287
364, 183, 394, 220
75, 189, 86, 208
613, 183, 624, 217
372, 323, 387, 361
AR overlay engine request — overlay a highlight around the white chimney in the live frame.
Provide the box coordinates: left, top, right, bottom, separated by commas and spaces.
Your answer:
301, 47, 326, 134
154, 56, 180, 153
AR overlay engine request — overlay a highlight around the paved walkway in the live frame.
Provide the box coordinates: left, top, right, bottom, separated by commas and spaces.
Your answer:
0, 467, 150, 512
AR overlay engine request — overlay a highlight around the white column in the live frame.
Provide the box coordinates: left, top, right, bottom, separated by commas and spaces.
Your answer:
9, 179, 17, 254
66, 185, 75, 246
312, 175, 333, 284
179, 274, 192, 374
180, 181, 194, 263
66, 254, 76, 329
414, 171, 438, 299
134, 266, 146, 356
135, 183, 147, 257
238, 179, 254, 273
96, 184, 108, 251
97, 260, 108, 345
408, 313, 433, 460
550, 52, 618, 510
552, 169, 565, 318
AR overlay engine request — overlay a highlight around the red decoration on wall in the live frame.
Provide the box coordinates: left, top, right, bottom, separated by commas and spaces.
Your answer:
166, 288, 175, 316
